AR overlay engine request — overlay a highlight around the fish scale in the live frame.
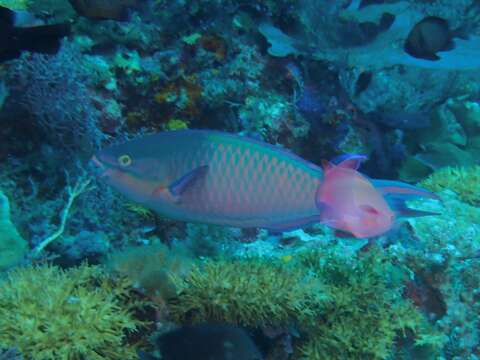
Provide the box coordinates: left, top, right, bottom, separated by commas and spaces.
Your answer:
179, 136, 320, 226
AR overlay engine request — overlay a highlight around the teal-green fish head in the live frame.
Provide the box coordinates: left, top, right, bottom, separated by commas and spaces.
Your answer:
91, 140, 164, 205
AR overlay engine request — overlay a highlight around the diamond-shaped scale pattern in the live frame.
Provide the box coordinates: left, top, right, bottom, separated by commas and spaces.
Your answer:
176, 136, 320, 227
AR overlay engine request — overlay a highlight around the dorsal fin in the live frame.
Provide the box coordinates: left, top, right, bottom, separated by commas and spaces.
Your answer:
332, 154, 367, 170
321, 160, 334, 171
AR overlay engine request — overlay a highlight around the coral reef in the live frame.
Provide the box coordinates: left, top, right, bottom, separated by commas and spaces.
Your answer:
1, 0, 479, 357
420, 166, 480, 206
293, 249, 443, 359
105, 242, 193, 307
169, 257, 326, 328
3, 43, 119, 156
168, 250, 439, 358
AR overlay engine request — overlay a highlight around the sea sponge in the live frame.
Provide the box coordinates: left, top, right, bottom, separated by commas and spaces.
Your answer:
0, 264, 150, 360
105, 243, 193, 308
168, 257, 327, 328
420, 166, 480, 206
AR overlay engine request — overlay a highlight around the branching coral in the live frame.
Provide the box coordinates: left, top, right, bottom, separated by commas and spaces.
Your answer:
168, 249, 441, 359
0, 264, 150, 360
294, 249, 443, 359
169, 257, 327, 328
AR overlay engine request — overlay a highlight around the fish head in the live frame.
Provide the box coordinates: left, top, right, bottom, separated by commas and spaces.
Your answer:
91, 139, 168, 204
318, 159, 395, 238
343, 171, 395, 238
345, 203, 395, 238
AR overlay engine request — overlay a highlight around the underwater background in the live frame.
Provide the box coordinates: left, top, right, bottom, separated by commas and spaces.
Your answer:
0, 0, 479, 359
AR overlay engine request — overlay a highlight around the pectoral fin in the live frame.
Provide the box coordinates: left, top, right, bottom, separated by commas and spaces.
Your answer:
169, 165, 209, 197
330, 154, 368, 170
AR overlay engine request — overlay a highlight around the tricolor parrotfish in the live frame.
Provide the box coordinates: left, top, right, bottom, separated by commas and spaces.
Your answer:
91, 130, 439, 238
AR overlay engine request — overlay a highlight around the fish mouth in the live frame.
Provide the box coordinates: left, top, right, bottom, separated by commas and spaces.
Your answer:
89, 155, 109, 178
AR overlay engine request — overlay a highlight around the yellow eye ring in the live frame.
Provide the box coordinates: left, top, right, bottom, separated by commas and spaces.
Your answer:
118, 154, 132, 167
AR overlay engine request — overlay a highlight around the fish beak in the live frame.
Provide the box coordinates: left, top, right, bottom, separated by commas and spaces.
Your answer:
89, 155, 108, 178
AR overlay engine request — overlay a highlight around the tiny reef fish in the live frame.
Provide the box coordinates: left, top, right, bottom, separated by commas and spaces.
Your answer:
92, 130, 439, 238
404, 16, 467, 61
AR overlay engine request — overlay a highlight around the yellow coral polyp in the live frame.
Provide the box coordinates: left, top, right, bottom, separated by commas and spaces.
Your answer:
0, 264, 149, 360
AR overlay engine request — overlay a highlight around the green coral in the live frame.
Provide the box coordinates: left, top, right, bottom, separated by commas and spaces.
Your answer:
294, 249, 442, 359
0, 264, 150, 360
420, 165, 480, 206
0, 190, 27, 271
168, 249, 439, 359
169, 257, 326, 328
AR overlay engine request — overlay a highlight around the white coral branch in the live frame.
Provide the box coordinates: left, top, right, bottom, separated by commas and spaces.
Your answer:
31, 174, 95, 257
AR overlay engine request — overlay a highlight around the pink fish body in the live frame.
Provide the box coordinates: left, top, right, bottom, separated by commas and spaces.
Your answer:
317, 159, 395, 238
92, 130, 438, 237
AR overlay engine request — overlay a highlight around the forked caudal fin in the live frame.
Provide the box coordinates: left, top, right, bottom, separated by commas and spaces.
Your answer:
371, 179, 441, 218
371, 179, 440, 200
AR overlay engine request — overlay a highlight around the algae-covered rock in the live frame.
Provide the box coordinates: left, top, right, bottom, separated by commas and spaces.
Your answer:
0, 190, 27, 271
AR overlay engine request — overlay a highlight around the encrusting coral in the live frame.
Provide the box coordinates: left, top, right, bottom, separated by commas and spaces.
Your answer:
0, 264, 151, 360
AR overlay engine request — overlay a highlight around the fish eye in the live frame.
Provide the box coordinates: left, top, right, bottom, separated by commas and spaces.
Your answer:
118, 154, 132, 167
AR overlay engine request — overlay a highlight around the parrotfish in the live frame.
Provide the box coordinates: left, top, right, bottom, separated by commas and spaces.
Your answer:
92, 130, 439, 238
